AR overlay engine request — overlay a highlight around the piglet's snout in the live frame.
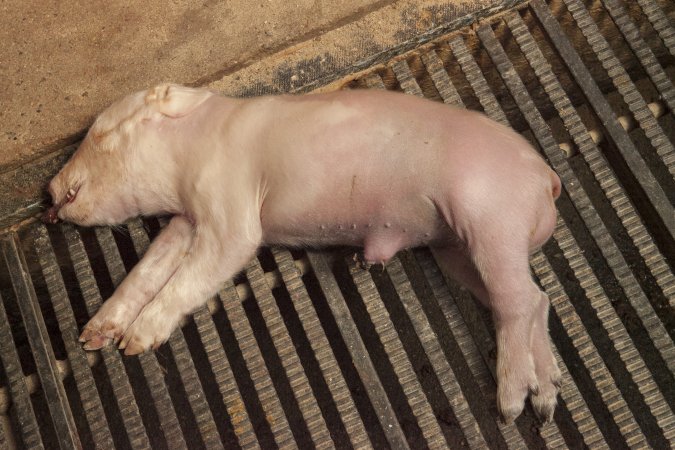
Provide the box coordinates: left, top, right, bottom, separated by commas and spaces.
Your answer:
41, 206, 61, 224
42, 187, 78, 224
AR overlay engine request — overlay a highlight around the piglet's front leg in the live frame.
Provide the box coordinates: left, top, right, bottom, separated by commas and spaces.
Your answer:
80, 216, 194, 350
119, 219, 262, 355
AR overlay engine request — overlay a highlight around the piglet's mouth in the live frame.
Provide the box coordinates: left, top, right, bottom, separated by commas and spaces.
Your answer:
41, 206, 61, 224
41, 188, 78, 224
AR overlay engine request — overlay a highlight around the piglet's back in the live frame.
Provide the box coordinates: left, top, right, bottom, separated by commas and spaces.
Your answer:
253, 90, 544, 243
256, 90, 541, 198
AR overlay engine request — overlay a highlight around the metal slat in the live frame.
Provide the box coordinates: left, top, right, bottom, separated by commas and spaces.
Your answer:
600, 0, 675, 112
363, 68, 489, 447
216, 280, 296, 449
0, 415, 6, 448
33, 225, 114, 448
412, 251, 521, 447
420, 50, 465, 107
560, 0, 675, 179
61, 224, 150, 449
385, 257, 489, 449
0, 292, 43, 449
364, 73, 386, 90
271, 248, 371, 449
390, 61, 423, 97
530, 0, 675, 238
546, 349, 607, 449
166, 332, 222, 448
1, 234, 81, 450
635, 0, 675, 57
478, 23, 675, 445
506, 11, 675, 307
533, 223, 649, 448
93, 226, 188, 449
124, 220, 223, 449
191, 305, 260, 449
347, 261, 449, 449
244, 258, 333, 449
306, 251, 410, 450
449, 36, 509, 124
529, 247, 631, 449
391, 60, 424, 97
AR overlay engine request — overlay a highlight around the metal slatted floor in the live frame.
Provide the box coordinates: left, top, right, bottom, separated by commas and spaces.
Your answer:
0, 0, 673, 448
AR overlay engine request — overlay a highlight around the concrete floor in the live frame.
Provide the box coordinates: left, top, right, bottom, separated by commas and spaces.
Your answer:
0, 0, 394, 170
0, 0, 489, 171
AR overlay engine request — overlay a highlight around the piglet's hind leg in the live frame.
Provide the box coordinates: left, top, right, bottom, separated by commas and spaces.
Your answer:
530, 291, 562, 422
469, 233, 542, 424
433, 244, 560, 423
430, 245, 489, 306
80, 216, 193, 350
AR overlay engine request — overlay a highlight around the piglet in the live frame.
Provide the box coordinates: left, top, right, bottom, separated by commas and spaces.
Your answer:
44, 83, 562, 423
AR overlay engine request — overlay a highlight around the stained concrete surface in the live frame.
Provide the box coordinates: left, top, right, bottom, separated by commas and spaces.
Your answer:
0, 0, 394, 171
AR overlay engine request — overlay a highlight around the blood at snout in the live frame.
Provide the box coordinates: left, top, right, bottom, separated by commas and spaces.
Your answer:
42, 188, 77, 224
41, 206, 60, 224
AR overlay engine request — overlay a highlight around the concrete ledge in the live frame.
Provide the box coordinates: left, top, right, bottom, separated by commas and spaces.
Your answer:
208, 0, 519, 96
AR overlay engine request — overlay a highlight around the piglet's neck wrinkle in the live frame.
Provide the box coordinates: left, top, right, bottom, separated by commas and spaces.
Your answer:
127, 151, 182, 216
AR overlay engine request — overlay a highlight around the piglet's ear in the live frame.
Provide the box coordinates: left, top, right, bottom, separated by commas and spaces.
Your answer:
145, 84, 213, 118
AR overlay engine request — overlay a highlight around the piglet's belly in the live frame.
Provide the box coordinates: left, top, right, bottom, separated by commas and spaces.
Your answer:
260, 199, 450, 254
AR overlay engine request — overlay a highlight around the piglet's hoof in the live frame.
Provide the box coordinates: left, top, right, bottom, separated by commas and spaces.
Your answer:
79, 328, 113, 351
119, 335, 163, 356
497, 355, 539, 425
531, 372, 562, 424
79, 318, 128, 351
118, 338, 148, 356
118, 301, 177, 355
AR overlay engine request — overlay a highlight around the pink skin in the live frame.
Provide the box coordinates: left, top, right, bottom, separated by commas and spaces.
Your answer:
78, 215, 194, 350
45, 84, 561, 423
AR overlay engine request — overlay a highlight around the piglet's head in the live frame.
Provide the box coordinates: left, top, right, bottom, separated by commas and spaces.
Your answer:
43, 84, 213, 226
43, 134, 130, 226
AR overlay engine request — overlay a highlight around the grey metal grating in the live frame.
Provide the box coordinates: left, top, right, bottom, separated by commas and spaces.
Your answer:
636, 0, 675, 58
0, 0, 674, 448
